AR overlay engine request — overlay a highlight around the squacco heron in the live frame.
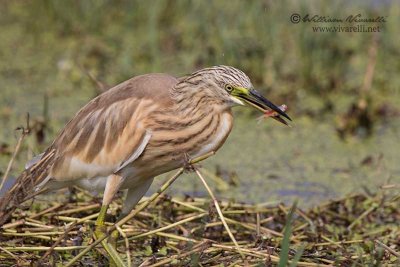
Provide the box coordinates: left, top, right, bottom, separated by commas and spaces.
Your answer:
0, 65, 290, 261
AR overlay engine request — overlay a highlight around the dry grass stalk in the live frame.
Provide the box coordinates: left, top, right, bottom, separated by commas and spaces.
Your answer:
0, 114, 31, 192
194, 168, 243, 258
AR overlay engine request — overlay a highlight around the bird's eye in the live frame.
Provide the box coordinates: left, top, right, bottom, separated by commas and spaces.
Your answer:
225, 85, 233, 92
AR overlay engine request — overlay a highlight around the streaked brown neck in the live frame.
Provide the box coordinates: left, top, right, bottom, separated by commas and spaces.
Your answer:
171, 76, 230, 115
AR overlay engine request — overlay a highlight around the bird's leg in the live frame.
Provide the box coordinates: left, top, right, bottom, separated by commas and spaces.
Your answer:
108, 178, 154, 248
182, 153, 197, 172
94, 174, 125, 267
94, 204, 108, 238
108, 215, 124, 251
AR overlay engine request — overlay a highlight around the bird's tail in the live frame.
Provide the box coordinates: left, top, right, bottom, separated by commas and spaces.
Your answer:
0, 149, 55, 227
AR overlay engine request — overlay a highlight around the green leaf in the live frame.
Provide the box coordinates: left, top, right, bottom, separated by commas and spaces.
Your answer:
278, 201, 297, 267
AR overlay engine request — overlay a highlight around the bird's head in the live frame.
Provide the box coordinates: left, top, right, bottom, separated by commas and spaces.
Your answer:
178, 65, 291, 125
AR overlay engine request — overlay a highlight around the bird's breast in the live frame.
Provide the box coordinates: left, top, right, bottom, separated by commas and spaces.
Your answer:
190, 111, 233, 159
133, 110, 233, 177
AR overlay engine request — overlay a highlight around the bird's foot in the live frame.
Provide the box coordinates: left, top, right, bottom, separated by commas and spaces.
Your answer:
94, 225, 107, 240
94, 205, 126, 267
94, 225, 125, 267
108, 229, 120, 249
182, 153, 198, 173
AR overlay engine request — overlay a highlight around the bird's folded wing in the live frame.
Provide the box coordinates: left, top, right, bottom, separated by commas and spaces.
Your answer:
31, 74, 177, 182
115, 129, 152, 172
48, 97, 156, 181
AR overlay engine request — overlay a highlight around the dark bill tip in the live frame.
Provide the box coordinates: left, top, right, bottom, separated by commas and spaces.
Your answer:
249, 89, 292, 121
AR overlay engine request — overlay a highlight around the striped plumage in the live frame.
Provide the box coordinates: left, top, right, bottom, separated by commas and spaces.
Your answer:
0, 65, 291, 227
48, 66, 243, 192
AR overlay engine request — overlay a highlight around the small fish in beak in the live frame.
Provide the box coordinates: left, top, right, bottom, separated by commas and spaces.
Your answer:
256, 104, 289, 125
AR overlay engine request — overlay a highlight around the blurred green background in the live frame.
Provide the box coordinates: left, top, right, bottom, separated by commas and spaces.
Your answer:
0, 0, 399, 206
